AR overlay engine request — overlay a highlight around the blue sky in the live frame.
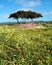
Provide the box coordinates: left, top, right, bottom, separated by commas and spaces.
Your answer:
0, 0, 52, 22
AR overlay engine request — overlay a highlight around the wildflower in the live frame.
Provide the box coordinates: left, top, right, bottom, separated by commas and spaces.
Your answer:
21, 57, 25, 62
2, 43, 5, 49
37, 59, 42, 64
48, 50, 50, 52
50, 49, 52, 53
31, 63, 32, 65
45, 60, 48, 64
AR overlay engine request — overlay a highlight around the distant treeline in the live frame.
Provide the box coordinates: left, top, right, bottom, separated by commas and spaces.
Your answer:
0, 21, 52, 25
36, 21, 52, 23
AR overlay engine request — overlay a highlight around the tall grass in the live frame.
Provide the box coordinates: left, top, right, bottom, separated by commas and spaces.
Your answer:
0, 24, 52, 65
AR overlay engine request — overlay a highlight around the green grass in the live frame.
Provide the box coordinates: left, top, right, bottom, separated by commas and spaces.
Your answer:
0, 23, 52, 65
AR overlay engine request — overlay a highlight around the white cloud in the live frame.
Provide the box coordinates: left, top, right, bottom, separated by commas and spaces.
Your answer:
7, 0, 42, 7
17, 8, 34, 11
15, 0, 42, 7
24, 0, 41, 7
43, 11, 52, 15
7, 0, 42, 8
7, 0, 42, 12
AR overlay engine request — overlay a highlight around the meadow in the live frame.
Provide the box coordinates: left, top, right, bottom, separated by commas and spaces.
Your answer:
0, 23, 52, 65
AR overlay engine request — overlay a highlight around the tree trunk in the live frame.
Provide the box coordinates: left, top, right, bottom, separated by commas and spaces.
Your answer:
31, 19, 34, 24
25, 18, 27, 24
17, 19, 19, 23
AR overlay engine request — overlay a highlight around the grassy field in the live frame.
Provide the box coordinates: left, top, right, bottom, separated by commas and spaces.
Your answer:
0, 23, 52, 65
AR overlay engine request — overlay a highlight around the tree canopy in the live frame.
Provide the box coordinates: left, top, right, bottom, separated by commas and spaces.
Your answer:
9, 10, 43, 23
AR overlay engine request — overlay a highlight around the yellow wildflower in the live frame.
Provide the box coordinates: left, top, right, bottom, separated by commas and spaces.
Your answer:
2, 43, 5, 49
21, 57, 25, 62
45, 60, 48, 64
50, 50, 52, 53
48, 50, 50, 52
31, 63, 32, 65
37, 59, 42, 64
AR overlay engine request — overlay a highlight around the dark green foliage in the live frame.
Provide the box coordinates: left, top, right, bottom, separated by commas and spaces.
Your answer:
9, 10, 43, 23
